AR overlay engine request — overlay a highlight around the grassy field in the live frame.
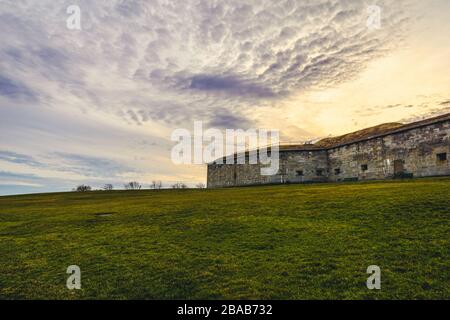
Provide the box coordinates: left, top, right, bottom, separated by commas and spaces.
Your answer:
0, 178, 449, 300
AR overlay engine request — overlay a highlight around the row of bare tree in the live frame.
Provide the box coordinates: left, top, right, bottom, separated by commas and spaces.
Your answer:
74, 181, 205, 192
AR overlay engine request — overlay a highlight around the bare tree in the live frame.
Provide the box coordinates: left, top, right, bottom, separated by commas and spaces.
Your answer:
102, 184, 114, 191
124, 181, 142, 190
171, 182, 188, 189
150, 180, 163, 190
75, 185, 91, 192
196, 183, 206, 189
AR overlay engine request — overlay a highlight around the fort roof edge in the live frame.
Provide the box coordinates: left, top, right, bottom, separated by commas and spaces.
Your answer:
322, 112, 450, 150
208, 112, 450, 165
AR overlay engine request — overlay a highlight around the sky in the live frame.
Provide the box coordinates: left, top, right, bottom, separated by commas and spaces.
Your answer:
1, 0, 449, 195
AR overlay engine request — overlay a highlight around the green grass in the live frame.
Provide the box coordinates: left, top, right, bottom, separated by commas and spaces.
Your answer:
0, 178, 449, 300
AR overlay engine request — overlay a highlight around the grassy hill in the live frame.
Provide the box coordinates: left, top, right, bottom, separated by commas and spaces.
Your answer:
0, 178, 449, 300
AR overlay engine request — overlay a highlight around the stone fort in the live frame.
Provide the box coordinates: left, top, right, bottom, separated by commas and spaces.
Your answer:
207, 113, 450, 188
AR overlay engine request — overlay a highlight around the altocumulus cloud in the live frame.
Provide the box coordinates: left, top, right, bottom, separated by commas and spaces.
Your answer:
0, 0, 415, 124
0, 74, 37, 102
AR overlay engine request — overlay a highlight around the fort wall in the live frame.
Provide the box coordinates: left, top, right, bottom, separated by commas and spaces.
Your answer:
327, 119, 450, 182
207, 115, 450, 188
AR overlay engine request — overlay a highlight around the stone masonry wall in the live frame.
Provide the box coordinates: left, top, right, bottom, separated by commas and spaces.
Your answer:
327, 120, 450, 182
207, 119, 450, 188
277, 150, 329, 184
206, 150, 329, 188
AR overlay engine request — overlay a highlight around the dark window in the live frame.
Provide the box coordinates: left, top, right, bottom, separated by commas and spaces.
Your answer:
361, 164, 368, 171
316, 169, 324, 176
437, 153, 447, 161
334, 168, 341, 175
296, 170, 304, 176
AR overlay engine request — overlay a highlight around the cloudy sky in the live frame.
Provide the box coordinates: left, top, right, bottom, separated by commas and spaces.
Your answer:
1, 0, 449, 195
